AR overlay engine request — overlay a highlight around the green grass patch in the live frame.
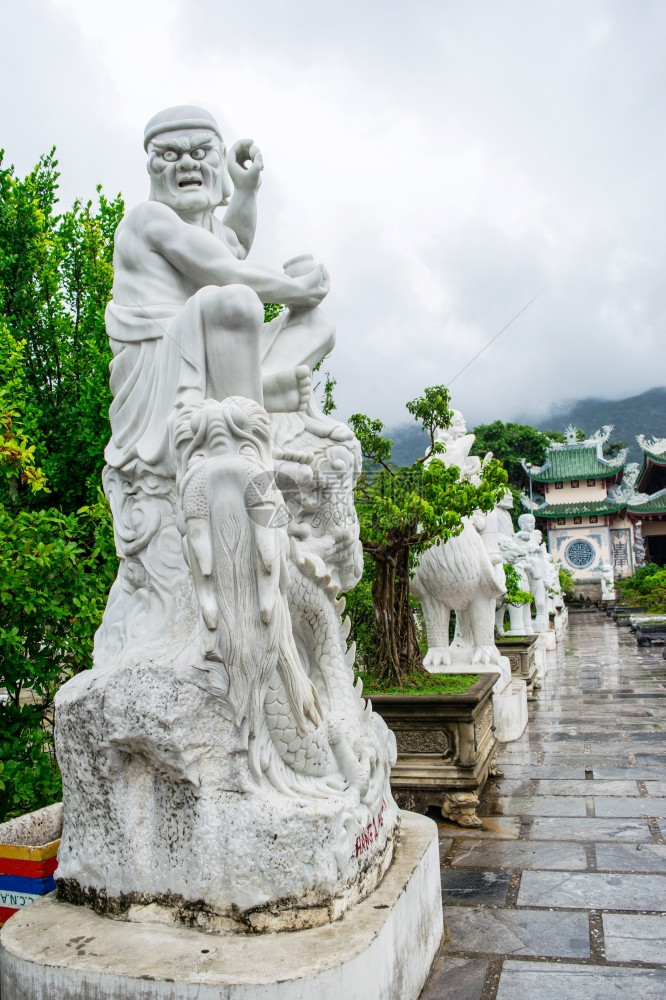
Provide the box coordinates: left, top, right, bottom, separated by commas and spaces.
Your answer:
356, 671, 480, 696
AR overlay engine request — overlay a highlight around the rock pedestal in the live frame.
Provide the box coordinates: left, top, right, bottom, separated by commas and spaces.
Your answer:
54, 657, 397, 930
0, 813, 441, 1000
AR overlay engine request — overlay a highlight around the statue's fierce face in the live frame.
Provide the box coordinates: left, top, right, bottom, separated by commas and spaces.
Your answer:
147, 128, 232, 213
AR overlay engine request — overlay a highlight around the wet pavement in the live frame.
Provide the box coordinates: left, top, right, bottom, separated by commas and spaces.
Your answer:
420, 611, 666, 999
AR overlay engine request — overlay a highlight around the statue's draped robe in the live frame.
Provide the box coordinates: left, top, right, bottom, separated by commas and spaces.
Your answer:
105, 300, 204, 475
105, 299, 286, 475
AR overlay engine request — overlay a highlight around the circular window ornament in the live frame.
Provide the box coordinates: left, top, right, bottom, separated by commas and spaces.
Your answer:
565, 539, 595, 569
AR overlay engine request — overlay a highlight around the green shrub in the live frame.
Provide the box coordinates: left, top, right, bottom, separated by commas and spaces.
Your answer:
504, 563, 533, 606
0, 500, 116, 819
558, 567, 575, 601
616, 563, 666, 610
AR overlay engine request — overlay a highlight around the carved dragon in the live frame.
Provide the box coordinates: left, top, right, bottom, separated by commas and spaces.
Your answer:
170, 397, 394, 815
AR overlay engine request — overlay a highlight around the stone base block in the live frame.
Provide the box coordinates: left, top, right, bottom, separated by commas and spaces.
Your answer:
0, 812, 442, 1000
533, 641, 548, 682
53, 659, 398, 927
498, 636, 539, 700
371, 675, 499, 829
552, 612, 567, 639
493, 679, 528, 742
538, 630, 557, 651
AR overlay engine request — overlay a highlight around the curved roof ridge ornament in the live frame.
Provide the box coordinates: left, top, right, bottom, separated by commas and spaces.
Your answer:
637, 433, 666, 454
586, 424, 614, 446
521, 457, 545, 476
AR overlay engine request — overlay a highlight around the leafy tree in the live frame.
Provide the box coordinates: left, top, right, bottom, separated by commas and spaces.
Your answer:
263, 302, 283, 323
343, 555, 378, 669
469, 420, 551, 494
0, 318, 116, 817
604, 440, 626, 459
349, 386, 506, 686
312, 356, 337, 416
0, 149, 123, 510
0, 151, 120, 819
0, 499, 115, 819
0, 323, 48, 499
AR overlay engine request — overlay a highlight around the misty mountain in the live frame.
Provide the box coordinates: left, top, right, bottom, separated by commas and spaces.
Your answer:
385, 387, 666, 468
530, 386, 666, 464
386, 422, 431, 466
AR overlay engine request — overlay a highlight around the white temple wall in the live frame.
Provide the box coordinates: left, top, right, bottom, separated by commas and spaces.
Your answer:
547, 524, 611, 599
543, 480, 608, 502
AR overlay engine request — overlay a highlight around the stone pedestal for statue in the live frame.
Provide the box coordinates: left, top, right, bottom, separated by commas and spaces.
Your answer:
533, 633, 550, 682
420, 649, 528, 744
555, 605, 569, 635
538, 630, 557, 652
411, 414, 528, 744
1, 813, 442, 1000
492, 678, 529, 741
0, 106, 440, 999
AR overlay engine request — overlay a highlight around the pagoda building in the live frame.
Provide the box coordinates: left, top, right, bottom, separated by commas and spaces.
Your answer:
627, 437, 666, 565
523, 427, 634, 599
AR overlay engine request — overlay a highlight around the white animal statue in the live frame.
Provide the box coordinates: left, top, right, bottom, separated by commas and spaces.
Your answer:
412, 412, 507, 669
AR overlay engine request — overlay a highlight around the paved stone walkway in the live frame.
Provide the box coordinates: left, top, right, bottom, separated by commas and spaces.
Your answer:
421, 611, 666, 1000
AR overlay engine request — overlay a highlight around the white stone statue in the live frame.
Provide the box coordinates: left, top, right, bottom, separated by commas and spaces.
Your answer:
412, 414, 508, 672
599, 561, 616, 601
411, 420, 529, 744
634, 518, 646, 567
495, 491, 534, 637
430, 409, 488, 484
518, 514, 550, 631
547, 557, 565, 613
54, 106, 398, 932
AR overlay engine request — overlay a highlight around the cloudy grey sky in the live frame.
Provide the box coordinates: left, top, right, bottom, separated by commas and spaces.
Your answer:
2, 0, 664, 430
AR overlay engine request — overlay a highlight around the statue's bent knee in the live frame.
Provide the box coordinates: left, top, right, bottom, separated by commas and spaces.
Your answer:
197, 284, 264, 331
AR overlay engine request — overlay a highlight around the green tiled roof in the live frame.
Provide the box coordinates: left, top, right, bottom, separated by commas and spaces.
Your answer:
528, 445, 624, 483
635, 451, 666, 493
628, 489, 666, 515
533, 499, 627, 519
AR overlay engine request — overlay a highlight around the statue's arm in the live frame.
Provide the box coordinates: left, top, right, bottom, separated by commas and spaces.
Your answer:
460, 433, 476, 462
141, 203, 329, 308
220, 201, 255, 260
221, 140, 263, 259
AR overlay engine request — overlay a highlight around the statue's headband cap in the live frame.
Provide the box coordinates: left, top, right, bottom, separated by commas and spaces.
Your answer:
144, 105, 223, 150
